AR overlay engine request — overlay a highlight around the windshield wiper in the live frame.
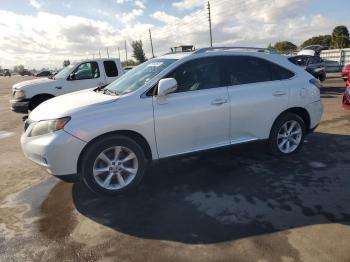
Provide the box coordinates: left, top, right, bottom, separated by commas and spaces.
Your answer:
102, 88, 119, 96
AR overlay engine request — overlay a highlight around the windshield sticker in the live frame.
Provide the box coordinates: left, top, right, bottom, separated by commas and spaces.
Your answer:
147, 62, 163, 67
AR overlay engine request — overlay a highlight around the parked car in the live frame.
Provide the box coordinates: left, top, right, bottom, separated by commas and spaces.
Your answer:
21, 47, 323, 195
35, 70, 52, 77
297, 45, 328, 56
341, 64, 350, 81
343, 75, 350, 110
4, 69, 11, 77
288, 55, 326, 81
10, 58, 123, 113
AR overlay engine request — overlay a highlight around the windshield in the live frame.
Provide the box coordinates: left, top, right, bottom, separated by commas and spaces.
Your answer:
54, 64, 75, 79
104, 58, 177, 95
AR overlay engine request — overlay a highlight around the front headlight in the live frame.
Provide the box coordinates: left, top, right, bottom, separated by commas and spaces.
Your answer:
30, 117, 71, 137
14, 90, 26, 99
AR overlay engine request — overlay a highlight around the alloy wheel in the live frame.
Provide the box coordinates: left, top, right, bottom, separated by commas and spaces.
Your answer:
276, 120, 302, 154
93, 146, 138, 190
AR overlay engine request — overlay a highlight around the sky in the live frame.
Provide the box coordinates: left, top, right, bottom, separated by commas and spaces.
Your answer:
0, 0, 349, 69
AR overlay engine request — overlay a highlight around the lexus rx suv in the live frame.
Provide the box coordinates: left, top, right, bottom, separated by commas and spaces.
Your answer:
21, 47, 323, 195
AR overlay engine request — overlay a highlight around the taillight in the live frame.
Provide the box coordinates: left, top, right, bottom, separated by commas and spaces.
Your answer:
309, 78, 321, 88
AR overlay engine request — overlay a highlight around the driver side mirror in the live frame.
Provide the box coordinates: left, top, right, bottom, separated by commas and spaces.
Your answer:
68, 73, 76, 81
157, 78, 177, 96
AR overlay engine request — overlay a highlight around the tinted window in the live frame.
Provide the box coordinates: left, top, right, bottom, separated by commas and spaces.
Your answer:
73, 62, 100, 80
308, 56, 321, 65
221, 56, 272, 86
104, 61, 119, 77
167, 57, 221, 93
271, 63, 295, 80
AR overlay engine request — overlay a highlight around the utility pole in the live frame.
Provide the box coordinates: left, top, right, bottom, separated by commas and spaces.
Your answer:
99, 49, 101, 58
106, 47, 109, 58
149, 28, 155, 58
118, 47, 121, 59
207, 1, 213, 47
125, 40, 128, 66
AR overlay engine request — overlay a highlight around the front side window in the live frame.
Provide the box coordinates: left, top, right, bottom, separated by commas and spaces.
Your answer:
104, 61, 119, 77
72, 62, 100, 80
167, 57, 221, 93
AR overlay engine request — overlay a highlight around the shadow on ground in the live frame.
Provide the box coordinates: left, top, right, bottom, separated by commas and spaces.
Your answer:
69, 132, 350, 244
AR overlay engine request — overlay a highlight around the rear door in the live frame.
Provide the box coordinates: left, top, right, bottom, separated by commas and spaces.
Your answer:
222, 55, 291, 142
153, 56, 230, 158
103, 60, 120, 84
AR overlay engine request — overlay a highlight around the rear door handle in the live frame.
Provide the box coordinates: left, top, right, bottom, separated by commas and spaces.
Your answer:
273, 91, 286, 97
211, 98, 228, 105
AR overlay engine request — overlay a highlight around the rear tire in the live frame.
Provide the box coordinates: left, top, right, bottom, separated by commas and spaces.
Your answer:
268, 113, 306, 156
80, 135, 147, 196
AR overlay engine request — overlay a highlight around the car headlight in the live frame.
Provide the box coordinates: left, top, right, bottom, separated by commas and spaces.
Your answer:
30, 117, 71, 137
14, 90, 26, 99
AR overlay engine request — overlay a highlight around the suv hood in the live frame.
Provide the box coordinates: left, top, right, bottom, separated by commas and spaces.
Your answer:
13, 78, 54, 90
29, 89, 118, 121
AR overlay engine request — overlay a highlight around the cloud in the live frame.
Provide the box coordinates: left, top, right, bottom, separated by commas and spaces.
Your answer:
120, 9, 144, 24
172, 0, 204, 10
151, 11, 179, 24
28, 0, 41, 9
115, 0, 146, 9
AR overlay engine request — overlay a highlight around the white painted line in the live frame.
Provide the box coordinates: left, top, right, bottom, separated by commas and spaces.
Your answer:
0, 131, 15, 139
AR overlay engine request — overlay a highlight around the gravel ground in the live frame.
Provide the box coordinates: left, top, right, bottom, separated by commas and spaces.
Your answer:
0, 75, 349, 262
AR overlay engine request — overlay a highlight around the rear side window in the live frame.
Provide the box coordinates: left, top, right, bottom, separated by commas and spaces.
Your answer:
221, 56, 272, 86
104, 61, 119, 77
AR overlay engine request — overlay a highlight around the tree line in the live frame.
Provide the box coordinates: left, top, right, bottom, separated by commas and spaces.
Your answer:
270, 25, 350, 53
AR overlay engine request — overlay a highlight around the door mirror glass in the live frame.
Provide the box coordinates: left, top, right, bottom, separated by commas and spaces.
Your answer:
158, 78, 177, 96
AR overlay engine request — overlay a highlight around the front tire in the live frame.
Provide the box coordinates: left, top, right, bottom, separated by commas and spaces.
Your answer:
81, 135, 147, 195
268, 113, 306, 156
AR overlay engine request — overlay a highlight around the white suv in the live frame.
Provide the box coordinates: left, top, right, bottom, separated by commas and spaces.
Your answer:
21, 47, 323, 195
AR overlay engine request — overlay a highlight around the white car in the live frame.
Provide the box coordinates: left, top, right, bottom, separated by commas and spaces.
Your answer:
10, 58, 123, 113
21, 47, 323, 195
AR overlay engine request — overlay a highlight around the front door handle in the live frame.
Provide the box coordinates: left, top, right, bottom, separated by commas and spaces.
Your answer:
98, 82, 105, 86
211, 98, 228, 105
273, 90, 286, 97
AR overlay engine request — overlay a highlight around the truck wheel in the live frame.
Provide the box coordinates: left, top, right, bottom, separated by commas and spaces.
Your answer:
81, 135, 147, 196
28, 95, 54, 111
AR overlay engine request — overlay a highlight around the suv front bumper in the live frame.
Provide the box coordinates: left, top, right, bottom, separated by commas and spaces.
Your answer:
10, 99, 29, 113
21, 128, 87, 177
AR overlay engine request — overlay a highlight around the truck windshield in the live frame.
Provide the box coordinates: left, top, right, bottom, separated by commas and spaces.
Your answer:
104, 58, 177, 95
54, 64, 75, 79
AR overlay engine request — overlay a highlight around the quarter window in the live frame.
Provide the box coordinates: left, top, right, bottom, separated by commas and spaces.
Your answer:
103, 61, 119, 77
167, 57, 221, 93
72, 62, 100, 80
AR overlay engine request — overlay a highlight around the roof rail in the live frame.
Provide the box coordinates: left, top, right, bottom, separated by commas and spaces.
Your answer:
192, 46, 277, 54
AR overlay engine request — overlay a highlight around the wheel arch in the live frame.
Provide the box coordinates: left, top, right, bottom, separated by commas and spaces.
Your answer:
77, 130, 153, 175
271, 107, 311, 134
28, 93, 55, 110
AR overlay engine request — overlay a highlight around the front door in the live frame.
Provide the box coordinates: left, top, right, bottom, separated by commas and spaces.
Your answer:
153, 57, 230, 158
65, 61, 105, 94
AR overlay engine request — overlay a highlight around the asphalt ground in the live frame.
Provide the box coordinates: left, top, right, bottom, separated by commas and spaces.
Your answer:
0, 75, 349, 261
